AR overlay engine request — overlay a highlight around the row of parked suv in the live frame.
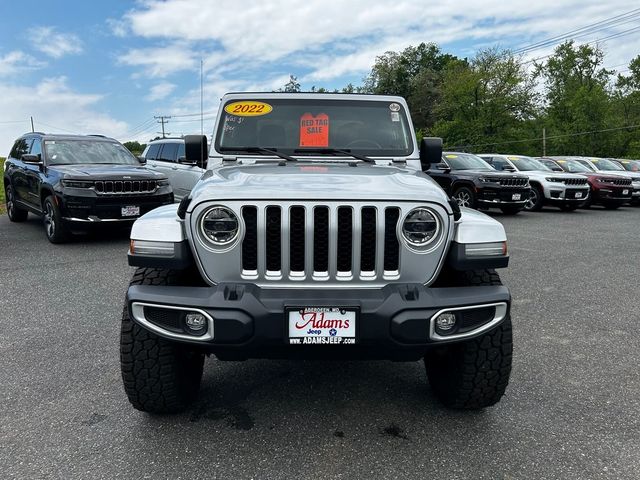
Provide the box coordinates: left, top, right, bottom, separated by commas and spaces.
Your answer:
4, 130, 639, 244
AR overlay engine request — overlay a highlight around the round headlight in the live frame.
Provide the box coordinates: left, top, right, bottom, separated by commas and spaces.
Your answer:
402, 208, 440, 247
200, 206, 239, 245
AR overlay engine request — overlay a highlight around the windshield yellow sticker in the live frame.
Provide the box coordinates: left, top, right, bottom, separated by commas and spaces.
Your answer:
508, 156, 520, 160
445, 154, 458, 158
224, 101, 273, 117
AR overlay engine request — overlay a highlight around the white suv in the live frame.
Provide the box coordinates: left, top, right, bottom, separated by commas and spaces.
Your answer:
479, 154, 590, 211
141, 138, 208, 201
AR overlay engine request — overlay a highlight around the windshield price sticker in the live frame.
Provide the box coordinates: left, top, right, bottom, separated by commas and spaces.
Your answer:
224, 101, 273, 117
289, 307, 356, 345
299, 113, 329, 147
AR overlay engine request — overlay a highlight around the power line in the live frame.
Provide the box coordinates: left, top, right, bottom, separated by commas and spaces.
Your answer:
450, 124, 640, 150
154, 115, 171, 138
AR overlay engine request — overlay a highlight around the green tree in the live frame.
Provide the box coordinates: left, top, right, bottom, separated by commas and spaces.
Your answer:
534, 41, 614, 156
123, 141, 146, 155
281, 75, 301, 92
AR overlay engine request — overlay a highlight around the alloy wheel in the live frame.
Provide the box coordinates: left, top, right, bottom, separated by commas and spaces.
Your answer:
525, 189, 538, 210
6, 186, 15, 219
44, 202, 55, 238
454, 191, 471, 208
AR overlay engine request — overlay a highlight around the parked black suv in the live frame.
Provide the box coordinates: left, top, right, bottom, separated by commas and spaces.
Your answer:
3, 133, 173, 243
426, 152, 530, 214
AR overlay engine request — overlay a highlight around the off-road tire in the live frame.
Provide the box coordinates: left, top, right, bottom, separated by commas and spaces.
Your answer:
425, 269, 513, 409
120, 268, 205, 414
43, 195, 70, 243
5, 183, 28, 222
499, 205, 521, 215
452, 186, 477, 209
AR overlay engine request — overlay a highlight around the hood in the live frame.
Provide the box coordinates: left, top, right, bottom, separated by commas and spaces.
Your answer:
51, 164, 166, 180
451, 169, 527, 179
521, 170, 586, 180
189, 162, 450, 204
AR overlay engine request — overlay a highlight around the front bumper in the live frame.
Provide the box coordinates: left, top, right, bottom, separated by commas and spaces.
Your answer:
546, 186, 590, 203
126, 283, 511, 360
592, 186, 633, 202
476, 186, 530, 206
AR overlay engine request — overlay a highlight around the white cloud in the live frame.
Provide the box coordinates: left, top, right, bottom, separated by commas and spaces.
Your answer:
118, 43, 199, 77
30, 27, 83, 58
106, 18, 129, 37
117, 0, 639, 84
0, 77, 128, 155
146, 82, 176, 101
0, 51, 46, 74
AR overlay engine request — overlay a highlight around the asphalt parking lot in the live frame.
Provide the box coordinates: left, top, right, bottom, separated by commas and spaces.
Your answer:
1, 206, 639, 480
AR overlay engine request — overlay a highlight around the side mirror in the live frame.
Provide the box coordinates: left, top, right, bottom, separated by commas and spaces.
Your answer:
503, 165, 516, 172
178, 156, 197, 166
435, 162, 451, 172
21, 154, 41, 164
137, 155, 146, 165
419, 137, 443, 172
184, 135, 208, 169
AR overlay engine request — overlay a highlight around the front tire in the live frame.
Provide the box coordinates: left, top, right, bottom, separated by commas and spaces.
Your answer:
425, 269, 513, 409
524, 185, 544, 211
452, 186, 477, 209
500, 205, 521, 215
5, 183, 28, 222
43, 196, 70, 243
559, 203, 578, 212
120, 268, 205, 414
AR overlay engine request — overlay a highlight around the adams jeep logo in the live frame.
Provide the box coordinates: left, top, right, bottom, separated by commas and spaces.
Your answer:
294, 311, 351, 330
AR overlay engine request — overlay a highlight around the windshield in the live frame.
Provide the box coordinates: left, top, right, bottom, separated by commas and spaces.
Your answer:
215, 98, 413, 157
44, 140, 140, 166
591, 158, 625, 171
507, 155, 550, 171
443, 153, 494, 171
618, 160, 640, 172
555, 159, 592, 173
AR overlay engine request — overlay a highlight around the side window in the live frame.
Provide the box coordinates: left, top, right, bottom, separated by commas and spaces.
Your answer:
480, 156, 494, 165
177, 143, 185, 160
145, 144, 161, 160
30, 138, 42, 158
9, 138, 32, 159
159, 143, 179, 162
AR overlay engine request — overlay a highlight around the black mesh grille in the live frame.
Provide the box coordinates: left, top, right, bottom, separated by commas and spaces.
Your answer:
458, 307, 496, 333
360, 207, 376, 271
290, 207, 305, 272
94, 179, 157, 194
337, 207, 352, 272
242, 207, 257, 271
265, 206, 281, 271
144, 307, 182, 333
384, 208, 400, 271
313, 207, 329, 272
497, 177, 528, 187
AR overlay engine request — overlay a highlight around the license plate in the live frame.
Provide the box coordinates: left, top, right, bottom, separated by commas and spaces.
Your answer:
512, 193, 521, 200
121, 206, 140, 217
622, 189, 629, 195
575, 192, 583, 199
288, 308, 356, 345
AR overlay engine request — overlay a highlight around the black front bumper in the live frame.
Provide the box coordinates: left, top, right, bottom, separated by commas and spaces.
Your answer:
476, 186, 530, 206
127, 283, 511, 360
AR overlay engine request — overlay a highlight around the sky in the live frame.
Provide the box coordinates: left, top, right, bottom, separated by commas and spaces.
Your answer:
0, 0, 638, 155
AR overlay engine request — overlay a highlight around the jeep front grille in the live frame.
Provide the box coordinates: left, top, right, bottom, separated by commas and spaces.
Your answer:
498, 177, 528, 187
561, 177, 587, 186
241, 204, 401, 281
603, 177, 632, 186
94, 180, 157, 194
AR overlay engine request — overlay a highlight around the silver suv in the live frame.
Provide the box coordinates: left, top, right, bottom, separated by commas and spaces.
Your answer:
121, 93, 513, 414
142, 138, 207, 200
479, 154, 590, 211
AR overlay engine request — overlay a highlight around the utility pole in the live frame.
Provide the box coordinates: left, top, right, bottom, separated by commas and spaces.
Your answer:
542, 127, 547, 157
154, 115, 171, 138
200, 58, 204, 135
30, 116, 34, 133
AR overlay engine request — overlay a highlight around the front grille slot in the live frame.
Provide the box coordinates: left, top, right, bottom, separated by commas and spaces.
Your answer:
498, 177, 528, 187
265, 207, 281, 272
242, 207, 257, 271
94, 179, 157, 195
240, 203, 416, 282
360, 207, 377, 272
313, 207, 329, 272
290, 207, 305, 272
384, 208, 400, 271
337, 207, 353, 272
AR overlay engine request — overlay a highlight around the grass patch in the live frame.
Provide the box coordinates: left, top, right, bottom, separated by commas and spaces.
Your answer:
0, 157, 5, 214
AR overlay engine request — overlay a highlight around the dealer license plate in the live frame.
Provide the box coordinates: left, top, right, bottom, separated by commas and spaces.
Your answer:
575, 192, 583, 199
512, 193, 521, 200
121, 206, 140, 217
288, 307, 356, 345
622, 189, 629, 195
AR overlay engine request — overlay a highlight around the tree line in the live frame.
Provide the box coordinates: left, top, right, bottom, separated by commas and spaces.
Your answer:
282, 41, 640, 158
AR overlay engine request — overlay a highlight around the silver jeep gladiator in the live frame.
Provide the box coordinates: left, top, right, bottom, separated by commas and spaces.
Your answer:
122, 93, 513, 413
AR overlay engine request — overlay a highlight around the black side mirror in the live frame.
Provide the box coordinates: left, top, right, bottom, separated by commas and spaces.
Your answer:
419, 137, 443, 172
435, 162, 451, 172
178, 156, 197, 166
184, 135, 208, 169
503, 165, 516, 172
21, 154, 40, 164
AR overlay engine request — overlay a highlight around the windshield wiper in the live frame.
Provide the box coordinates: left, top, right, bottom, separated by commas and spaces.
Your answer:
220, 146, 297, 163
293, 148, 375, 163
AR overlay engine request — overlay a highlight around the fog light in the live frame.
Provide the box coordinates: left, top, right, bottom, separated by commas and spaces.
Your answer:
185, 312, 207, 334
435, 312, 457, 335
